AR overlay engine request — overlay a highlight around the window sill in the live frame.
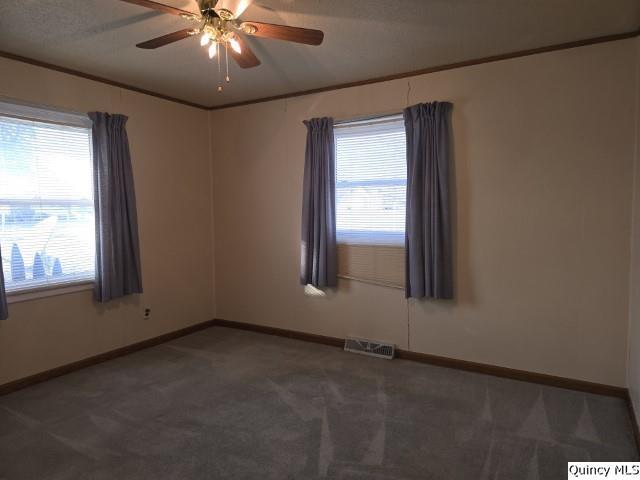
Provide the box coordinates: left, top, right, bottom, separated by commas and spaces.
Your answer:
336, 238, 405, 248
7, 281, 94, 304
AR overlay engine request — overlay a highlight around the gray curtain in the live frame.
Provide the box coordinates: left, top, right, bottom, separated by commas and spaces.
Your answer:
0, 246, 7, 320
300, 117, 337, 288
89, 112, 143, 302
404, 102, 453, 299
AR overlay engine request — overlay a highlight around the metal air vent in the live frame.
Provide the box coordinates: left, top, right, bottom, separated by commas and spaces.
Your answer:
344, 336, 394, 360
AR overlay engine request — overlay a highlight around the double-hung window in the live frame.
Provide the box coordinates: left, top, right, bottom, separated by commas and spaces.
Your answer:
334, 115, 406, 288
0, 100, 96, 294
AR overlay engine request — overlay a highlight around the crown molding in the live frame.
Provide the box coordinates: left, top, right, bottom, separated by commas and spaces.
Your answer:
209, 28, 640, 111
0, 50, 209, 110
2, 28, 638, 112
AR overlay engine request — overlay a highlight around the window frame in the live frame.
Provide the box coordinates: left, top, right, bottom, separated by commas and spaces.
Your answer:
333, 113, 407, 289
333, 113, 407, 246
0, 98, 96, 299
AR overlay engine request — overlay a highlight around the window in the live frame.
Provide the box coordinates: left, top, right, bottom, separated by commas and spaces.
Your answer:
334, 115, 406, 287
0, 100, 95, 293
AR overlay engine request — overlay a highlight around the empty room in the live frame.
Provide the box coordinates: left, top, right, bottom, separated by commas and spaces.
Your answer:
1, 0, 640, 478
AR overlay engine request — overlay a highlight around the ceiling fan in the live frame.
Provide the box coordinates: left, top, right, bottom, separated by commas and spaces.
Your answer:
120, 0, 324, 91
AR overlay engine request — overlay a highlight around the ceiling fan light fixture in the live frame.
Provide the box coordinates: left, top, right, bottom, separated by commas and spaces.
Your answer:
212, 0, 252, 18
240, 23, 257, 35
229, 37, 241, 54
128, 0, 324, 93
216, 8, 235, 20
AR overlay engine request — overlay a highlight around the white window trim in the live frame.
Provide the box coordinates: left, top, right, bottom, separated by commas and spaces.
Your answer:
0, 97, 96, 300
0, 97, 92, 129
333, 112, 403, 129
336, 232, 405, 246
334, 113, 406, 247
5, 271, 96, 295
334, 113, 407, 288
7, 281, 94, 304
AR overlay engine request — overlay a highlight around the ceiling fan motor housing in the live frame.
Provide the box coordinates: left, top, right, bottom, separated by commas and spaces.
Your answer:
198, 0, 234, 20
198, 0, 218, 13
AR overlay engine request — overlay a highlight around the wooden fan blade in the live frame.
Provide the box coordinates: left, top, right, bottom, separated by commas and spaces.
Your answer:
119, 0, 199, 18
137, 28, 197, 49
229, 36, 261, 68
240, 21, 323, 45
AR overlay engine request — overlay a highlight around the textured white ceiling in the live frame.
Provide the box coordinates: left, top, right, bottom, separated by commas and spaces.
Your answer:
0, 0, 638, 108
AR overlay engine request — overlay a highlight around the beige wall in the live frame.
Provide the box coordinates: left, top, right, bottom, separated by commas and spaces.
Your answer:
628, 37, 640, 413
211, 39, 638, 387
0, 57, 215, 385
0, 38, 637, 389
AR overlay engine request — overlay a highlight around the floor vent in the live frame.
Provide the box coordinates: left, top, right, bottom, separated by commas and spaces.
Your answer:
344, 337, 395, 360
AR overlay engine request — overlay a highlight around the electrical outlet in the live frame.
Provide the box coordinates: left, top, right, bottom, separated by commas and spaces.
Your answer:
144, 308, 151, 320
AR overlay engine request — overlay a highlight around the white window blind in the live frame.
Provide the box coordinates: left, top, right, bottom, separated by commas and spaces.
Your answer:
0, 102, 95, 293
334, 115, 406, 288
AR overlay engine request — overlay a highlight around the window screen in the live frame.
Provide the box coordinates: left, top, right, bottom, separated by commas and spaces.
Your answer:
334, 115, 406, 288
0, 104, 95, 293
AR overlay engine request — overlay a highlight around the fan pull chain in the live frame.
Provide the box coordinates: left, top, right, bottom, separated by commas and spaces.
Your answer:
217, 42, 222, 92
225, 42, 230, 83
